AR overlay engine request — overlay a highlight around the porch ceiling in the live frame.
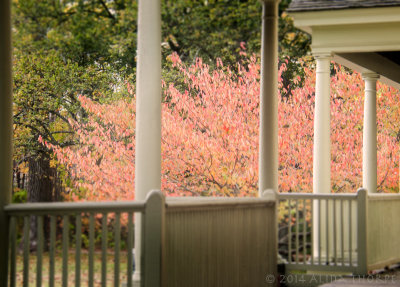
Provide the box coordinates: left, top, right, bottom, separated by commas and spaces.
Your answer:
288, 3, 400, 89
334, 52, 400, 90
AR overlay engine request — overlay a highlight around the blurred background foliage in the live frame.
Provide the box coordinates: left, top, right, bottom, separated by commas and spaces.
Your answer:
12, 0, 310, 204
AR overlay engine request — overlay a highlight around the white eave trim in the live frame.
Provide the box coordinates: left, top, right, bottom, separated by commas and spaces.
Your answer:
289, 6, 400, 34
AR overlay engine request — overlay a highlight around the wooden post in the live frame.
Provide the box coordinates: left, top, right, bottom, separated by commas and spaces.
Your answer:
313, 53, 332, 195
141, 190, 164, 287
362, 73, 379, 194
312, 53, 331, 261
259, 0, 279, 196
0, 0, 13, 285
262, 189, 278, 286
356, 188, 368, 275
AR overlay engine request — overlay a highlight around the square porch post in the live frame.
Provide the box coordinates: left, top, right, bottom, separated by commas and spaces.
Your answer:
134, 0, 162, 283
0, 0, 13, 285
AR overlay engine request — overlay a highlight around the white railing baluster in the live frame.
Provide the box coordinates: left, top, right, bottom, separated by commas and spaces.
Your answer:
49, 215, 56, 287
333, 199, 337, 266
62, 215, 69, 287
325, 199, 329, 265
295, 199, 299, 264
349, 199, 352, 267
37, 216, 44, 287
101, 213, 108, 287
288, 199, 292, 263
318, 199, 321, 265
303, 199, 306, 264
311, 199, 314, 266
340, 199, 344, 266
114, 213, 121, 287
9, 216, 16, 287
75, 214, 82, 287
89, 213, 95, 287
23, 216, 29, 287
127, 212, 134, 287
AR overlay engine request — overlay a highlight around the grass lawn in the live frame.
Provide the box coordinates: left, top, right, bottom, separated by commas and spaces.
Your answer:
15, 249, 130, 286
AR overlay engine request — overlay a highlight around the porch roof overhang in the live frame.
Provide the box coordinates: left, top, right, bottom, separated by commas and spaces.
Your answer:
288, 4, 400, 90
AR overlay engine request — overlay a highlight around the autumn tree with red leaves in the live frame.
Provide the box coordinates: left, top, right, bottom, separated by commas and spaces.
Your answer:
43, 54, 400, 201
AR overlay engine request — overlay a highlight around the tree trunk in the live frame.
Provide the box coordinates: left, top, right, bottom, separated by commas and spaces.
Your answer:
27, 155, 59, 250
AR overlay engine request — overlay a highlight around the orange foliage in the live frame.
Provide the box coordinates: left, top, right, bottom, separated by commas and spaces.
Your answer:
42, 54, 400, 201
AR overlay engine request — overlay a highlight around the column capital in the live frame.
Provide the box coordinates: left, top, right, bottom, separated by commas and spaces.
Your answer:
313, 52, 332, 60
260, 0, 279, 18
259, 0, 281, 3
362, 72, 380, 81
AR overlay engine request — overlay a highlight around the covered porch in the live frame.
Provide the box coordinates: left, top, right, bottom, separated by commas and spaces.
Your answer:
282, 0, 400, 283
0, 0, 280, 286
1, 0, 400, 286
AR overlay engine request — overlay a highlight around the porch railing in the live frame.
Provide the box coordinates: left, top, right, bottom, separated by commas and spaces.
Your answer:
367, 193, 400, 270
5, 190, 163, 287
163, 191, 277, 287
278, 189, 368, 275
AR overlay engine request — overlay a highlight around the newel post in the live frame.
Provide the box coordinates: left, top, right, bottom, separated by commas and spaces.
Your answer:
356, 188, 368, 275
0, 0, 13, 285
141, 190, 165, 287
262, 189, 278, 285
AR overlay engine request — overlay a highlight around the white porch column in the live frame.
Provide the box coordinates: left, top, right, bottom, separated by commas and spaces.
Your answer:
134, 0, 162, 281
313, 54, 332, 194
362, 72, 379, 193
259, 0, 279, 196
0, 0, 13, 285
312, 53, 331, 261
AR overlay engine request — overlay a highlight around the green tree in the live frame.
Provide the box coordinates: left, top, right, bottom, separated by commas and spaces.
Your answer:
12, 0, 128, 206
12, 0, 310, 205
162, 0, 310, 95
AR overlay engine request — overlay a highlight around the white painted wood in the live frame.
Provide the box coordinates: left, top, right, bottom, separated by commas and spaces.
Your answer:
279, 192, 360, 274
313, 54, 331, 195
290, 6, 400, 33
367, 193, 400, 271
259, 0, 279, 196
333, 54, 400, 91
311, 22, 400, 54
134, 0, 162, 282
362, 73, 379, 194
313, 54, 331, 264
0, 0, 13, 285
356, 188, 368, 275
141, 190, 164, 287
164, 197, 277, 287
289, 7, 400, 87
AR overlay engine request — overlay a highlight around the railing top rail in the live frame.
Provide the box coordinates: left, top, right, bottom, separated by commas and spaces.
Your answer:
368, 193, 400, 201
4, 200, 146, 215
166, 196, 275, 209
278, 192, 358, 200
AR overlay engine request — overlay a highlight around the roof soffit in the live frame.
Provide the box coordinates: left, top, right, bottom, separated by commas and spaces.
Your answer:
288, 0, 400, 13
289, 6, 400, 34
288, 5, 400, 87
